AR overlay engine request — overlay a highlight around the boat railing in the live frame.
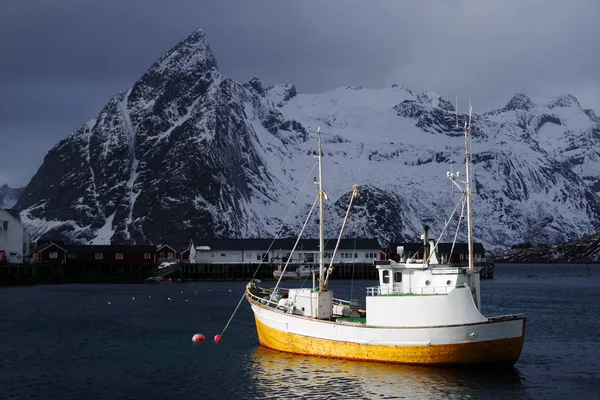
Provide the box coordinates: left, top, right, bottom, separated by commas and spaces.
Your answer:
246, 289, 287, 309
333, 297, 352, 305
366, 285, 455, 296
430, 267, 460, 275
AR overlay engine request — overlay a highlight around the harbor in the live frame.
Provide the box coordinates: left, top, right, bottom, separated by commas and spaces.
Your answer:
1, 263, 597, 400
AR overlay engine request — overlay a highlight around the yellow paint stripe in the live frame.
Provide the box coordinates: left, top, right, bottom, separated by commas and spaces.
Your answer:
254, 316, 525, 366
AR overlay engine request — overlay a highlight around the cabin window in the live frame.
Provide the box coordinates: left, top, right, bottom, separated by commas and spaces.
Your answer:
382, 270, 390, 284
256, 253, 268, 261
144, 253, 151, 260
95, 253, 103, 260
220, 253, 226, 257
50, 252, 58, 259
354, 253, 358, 258
68, 253, 76, 259
394, 272, 402, 283
168, 252, 174, 259
115, 253, 123, 260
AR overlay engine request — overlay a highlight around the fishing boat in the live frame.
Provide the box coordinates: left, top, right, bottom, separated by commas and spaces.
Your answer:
273, 263, 314, 280
245, 117, 526, 365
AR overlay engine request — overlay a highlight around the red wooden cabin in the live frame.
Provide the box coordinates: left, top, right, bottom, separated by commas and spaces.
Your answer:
37, 242, 69, 264
156, 244, 178, 263
63, 245, 156, 264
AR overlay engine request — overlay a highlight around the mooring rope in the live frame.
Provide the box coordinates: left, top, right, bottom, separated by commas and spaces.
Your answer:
218, 160, 318, 339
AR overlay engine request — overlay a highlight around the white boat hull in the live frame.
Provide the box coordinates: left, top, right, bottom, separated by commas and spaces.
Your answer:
246, 292, 525, 365
272, 271, 312, 280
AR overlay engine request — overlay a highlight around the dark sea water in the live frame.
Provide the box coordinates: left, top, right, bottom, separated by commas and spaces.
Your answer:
1, 264, 599, 400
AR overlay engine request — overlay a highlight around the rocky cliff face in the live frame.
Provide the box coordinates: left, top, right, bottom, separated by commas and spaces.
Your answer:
494, 233, 600, 263
15, 29, 600, 251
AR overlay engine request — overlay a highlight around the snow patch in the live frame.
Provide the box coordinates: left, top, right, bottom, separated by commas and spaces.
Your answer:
90, 211, 116, 245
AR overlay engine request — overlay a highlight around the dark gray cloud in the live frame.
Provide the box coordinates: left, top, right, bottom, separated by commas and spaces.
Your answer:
1, 0, 599, 186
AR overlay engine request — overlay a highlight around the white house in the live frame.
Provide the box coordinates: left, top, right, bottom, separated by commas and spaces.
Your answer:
0, 209, 30, 264
191, 238, 382, 265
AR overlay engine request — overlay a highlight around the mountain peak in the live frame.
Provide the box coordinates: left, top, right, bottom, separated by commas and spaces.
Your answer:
150, 28, 218, 75
0, 183, 23, 209
415, 92, 455, 112
502, 92, 535, 112
499, 92, 582, 113
265, 83, 298, 107
547, 94, 581, 109
245, 77, 265, 95
128, 27, 219, 106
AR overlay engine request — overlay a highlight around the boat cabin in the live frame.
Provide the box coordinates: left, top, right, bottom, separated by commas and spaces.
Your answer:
372, 259, 464, 296
366, 258, 484, 327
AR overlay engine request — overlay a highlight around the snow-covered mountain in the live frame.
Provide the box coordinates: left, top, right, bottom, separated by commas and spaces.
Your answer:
15, 29, 600, 251
0, 184, 23, 209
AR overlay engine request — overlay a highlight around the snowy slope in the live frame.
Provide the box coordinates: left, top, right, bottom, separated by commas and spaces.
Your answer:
272, 87, 600, 249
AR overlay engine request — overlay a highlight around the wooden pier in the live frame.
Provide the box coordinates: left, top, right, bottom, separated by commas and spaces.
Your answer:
0, 260, 494, 285
0, 263, 155, 285
177, 263, 379, 281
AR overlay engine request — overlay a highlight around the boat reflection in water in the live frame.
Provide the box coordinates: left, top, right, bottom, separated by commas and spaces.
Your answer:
250, 347, 526, 399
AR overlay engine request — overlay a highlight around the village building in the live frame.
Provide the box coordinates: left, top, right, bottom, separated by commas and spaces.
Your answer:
180, 240, 196, 264
189, 238, 382, 265
156, 243, 178, 263
0, 208, 30, 264
35, 242, 68, 264
35, 242, 157, 265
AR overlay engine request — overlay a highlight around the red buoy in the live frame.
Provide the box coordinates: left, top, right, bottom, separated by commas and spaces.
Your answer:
192, 333, 206, 343
214, 334, 222, 343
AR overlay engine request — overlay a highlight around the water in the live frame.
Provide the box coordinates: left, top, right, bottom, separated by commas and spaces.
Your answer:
0, 264, 598, 399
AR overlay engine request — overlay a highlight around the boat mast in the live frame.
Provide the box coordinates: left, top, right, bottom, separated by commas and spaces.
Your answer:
464, 105, 475, 289
316, 127, 326, 292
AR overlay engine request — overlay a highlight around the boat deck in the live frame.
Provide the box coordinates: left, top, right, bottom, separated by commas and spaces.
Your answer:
336, 317, 366, 325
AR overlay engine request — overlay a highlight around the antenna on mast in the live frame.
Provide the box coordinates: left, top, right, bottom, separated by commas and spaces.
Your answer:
468, 99, 473, 132
455, 95, 459, 129
467, 100, 476, 194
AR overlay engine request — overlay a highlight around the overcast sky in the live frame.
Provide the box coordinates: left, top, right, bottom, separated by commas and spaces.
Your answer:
1, 0, 599, 187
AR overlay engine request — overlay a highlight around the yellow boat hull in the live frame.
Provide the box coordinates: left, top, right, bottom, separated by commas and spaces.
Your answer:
255, 316, 525, 365
248, 293, 525, 366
